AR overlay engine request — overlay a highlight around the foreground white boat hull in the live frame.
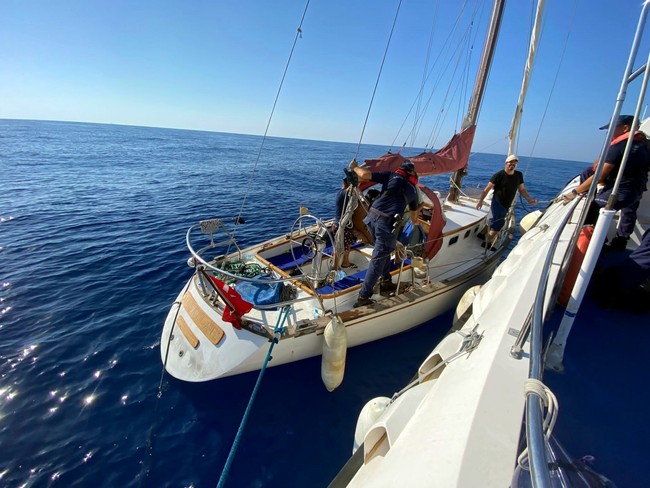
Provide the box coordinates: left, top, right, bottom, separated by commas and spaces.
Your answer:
335, 178, 587, 487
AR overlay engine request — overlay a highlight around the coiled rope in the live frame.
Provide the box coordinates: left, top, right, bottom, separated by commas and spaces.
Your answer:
216, 306, 291, 488
517, 378, 559, 469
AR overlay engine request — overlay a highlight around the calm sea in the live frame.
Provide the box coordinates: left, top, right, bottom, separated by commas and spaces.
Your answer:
1, 119, 585, 487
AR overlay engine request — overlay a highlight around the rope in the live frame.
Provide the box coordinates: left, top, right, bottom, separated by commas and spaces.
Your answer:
233, 0, 311, 234
389, 327, 482, 401
517, 378, 559, 470
353, 0, 403, 160
448, 173, 472, 199
139, 279, 192, 486
216, 306, 291, 488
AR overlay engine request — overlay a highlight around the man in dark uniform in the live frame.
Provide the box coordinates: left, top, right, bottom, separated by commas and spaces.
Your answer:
564, 115, 650, 250
349, 158, 420, 307
476, 154, 537, 248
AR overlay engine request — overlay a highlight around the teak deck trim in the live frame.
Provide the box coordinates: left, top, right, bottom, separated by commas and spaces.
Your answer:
176, 315, 200, 349
181, 292, 225, 345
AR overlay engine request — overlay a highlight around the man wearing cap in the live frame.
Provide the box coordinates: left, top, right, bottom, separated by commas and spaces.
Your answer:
476, 154, 537, 248
349, 158, 420, 307
563, 114, 650, 250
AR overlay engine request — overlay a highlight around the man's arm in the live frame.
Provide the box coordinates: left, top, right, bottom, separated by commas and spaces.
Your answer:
573, 162, 614, 194
409, 209, 419, 225
518, 184, 538, 205
349, 159, 372, 182
476, 182, 494, 209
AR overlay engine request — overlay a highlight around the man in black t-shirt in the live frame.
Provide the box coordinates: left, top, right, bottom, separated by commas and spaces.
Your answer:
476, 154, 537, 248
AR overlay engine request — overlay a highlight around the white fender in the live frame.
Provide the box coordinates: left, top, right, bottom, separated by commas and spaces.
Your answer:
321, 317, 347, 392
520, 210, 542, 234
353, 396, 391, 454
453, 284, 481, 328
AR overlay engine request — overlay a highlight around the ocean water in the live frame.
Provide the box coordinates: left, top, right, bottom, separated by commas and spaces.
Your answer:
0, 119, 587, 487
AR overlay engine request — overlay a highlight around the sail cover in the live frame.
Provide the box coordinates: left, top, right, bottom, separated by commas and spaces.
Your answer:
360, 125, 476, 180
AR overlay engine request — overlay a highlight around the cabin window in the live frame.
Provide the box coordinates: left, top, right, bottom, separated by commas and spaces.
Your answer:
464, 230, 471, 239
448, 236, 459, 246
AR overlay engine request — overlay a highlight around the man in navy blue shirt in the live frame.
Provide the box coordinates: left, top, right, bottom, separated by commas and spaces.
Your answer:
349, 159, 420, 307
564, 115, 650, 251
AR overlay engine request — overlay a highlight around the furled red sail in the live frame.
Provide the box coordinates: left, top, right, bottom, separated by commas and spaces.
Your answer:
361, 125, 476, 178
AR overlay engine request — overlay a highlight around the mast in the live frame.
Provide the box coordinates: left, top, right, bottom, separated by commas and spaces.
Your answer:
448, 0, 506, 202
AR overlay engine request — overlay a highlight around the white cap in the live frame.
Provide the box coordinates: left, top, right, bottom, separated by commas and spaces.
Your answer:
505, 154, 519, 163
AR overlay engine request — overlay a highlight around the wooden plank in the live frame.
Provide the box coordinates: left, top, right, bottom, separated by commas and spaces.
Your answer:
176, 315, 200, 349
181, 292, 225, 345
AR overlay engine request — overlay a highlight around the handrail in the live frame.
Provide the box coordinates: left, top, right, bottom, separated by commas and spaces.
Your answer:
510, 197, 581, 358
520, 197, 582, 487
185, 222, 314, 285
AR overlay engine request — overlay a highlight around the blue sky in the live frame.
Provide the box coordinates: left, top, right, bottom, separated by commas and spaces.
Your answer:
2, 0, 650, 162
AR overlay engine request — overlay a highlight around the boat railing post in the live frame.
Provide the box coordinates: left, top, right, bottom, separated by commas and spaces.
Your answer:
547, 0, 650, 371
545, 208, 616, 370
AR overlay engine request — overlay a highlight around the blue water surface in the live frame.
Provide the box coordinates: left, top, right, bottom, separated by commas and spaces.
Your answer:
1, 119, 591, 487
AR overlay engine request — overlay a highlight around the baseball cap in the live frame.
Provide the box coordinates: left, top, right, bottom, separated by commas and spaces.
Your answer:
505, 154, 519, 163
400, 160, 415, 172
599, 114, 634, 130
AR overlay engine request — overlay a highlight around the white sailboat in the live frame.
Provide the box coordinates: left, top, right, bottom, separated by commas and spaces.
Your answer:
331, 1, 650, 486
160, 1, 516, 386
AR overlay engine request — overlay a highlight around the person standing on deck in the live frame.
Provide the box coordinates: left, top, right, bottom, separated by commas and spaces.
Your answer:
563, 115, 650, 251
348, 158, 420, 308
476, 154, 537, 249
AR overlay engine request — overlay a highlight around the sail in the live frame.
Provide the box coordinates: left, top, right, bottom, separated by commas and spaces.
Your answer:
508, 0, 545, 155
360, 125, 476, 179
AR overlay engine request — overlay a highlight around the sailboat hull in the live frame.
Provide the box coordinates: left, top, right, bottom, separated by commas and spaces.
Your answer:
160, 196, 510, 383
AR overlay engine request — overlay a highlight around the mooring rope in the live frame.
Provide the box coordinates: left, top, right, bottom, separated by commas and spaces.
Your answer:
216, 306, 291, 488
139, 279, 192, 486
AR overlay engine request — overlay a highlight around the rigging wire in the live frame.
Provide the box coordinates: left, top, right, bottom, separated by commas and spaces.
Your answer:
390, 0, 475, 149
411, 0, 442, 148
526, 0, 577, 165
354, 0, 403, 159
423, 22, 476, 149
517, 0, 577, 211
234, 0, 311, 229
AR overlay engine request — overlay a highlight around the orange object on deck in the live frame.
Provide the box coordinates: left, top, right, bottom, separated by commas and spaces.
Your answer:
558, 225, 594, 307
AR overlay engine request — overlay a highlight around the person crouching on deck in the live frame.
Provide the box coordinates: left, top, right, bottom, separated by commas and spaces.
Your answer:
348, 159, 420, 308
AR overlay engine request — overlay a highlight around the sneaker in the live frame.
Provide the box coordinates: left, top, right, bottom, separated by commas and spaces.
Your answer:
379, 279, 398, 293
354, 296, 375, 308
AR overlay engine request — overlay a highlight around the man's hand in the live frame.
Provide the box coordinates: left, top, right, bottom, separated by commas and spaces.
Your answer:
561, 189, 578, 204
476, 200, 484, 210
